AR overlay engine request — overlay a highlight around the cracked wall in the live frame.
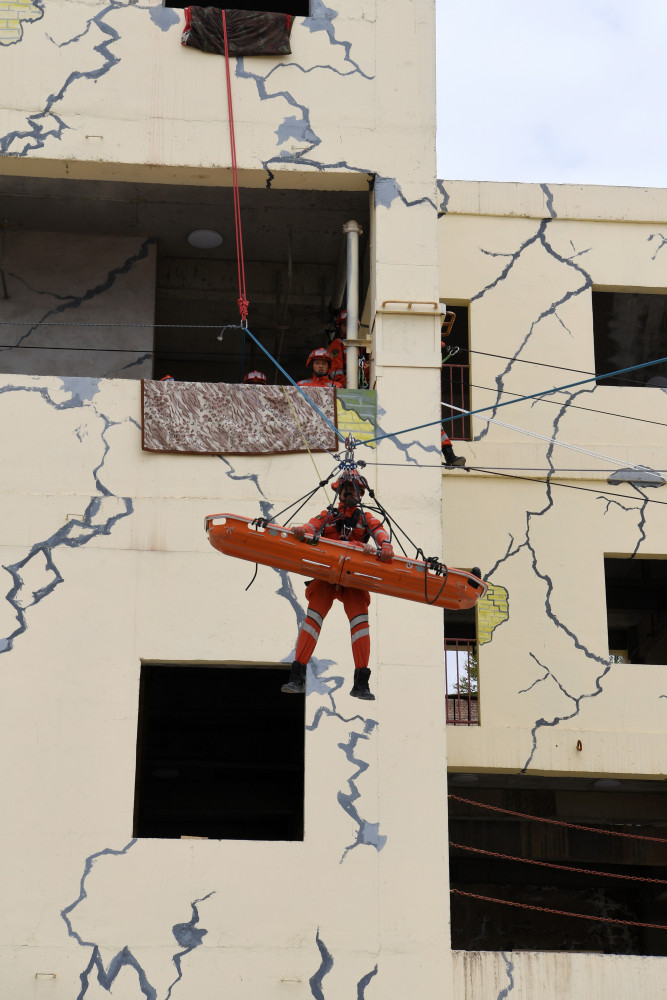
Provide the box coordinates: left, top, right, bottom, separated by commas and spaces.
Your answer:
0, 2, 454, 997
0, 369, 448, 997
0, 231, 156, 378
439, 181, 667, 780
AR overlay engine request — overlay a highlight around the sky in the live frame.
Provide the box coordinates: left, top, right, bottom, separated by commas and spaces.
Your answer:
435, 0, 667, 188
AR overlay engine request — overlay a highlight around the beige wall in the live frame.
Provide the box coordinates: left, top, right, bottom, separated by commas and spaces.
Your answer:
439, 180, 667, 779
0, 2, 457, 997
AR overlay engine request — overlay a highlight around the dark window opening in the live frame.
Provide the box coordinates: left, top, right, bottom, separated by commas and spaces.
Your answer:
441, 303, 471, 440
134, 663, 304, 841
164, 1, 311, 14
449, 773, 667, 956
605, 556, 667, 664
445, 605, 478, 725
592, 290, 667, 387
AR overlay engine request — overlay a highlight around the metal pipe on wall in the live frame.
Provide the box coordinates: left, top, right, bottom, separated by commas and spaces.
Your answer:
343, 220, 362, 389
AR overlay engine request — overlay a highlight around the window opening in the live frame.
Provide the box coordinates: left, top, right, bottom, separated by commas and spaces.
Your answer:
449, 773, 667, 956
445, 605, 478, 725
134, 663, 305, 841
164, 0, 311, 13
441, 303, 471, 440
604, 556, 667, 664
593, 290, 667, 387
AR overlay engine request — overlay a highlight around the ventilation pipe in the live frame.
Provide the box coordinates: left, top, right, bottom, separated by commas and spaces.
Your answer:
343, 220, 362, 389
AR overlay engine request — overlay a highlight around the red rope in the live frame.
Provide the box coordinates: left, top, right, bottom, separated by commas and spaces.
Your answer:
221, 10, 249, 325
450, 889, 667, 932
448, 793, 667, 844
449, 841, 667, 885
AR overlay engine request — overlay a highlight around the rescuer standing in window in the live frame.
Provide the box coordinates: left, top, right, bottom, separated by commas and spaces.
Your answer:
298, 347, 345, 388
281, 470, 393, 700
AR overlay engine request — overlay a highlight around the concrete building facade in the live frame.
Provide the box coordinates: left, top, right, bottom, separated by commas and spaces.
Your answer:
0, 2, 665, 998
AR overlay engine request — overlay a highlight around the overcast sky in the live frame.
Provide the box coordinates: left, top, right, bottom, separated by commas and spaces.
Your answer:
435, 0, 667, 188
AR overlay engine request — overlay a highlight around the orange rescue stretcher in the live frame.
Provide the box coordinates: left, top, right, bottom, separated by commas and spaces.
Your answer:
205, 513, 487, 611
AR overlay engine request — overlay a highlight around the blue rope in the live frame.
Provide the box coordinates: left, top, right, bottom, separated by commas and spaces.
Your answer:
362, 353, 667, 447
241, 325, 346, 444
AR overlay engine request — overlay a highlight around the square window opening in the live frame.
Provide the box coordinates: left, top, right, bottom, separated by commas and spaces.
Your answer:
604, 556, 667, 664
134, 663, 305, 841
592, 290, 667, 387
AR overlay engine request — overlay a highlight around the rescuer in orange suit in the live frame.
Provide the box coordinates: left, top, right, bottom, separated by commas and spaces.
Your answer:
243, 370, 267, 384
297, 347, 345, 388
441, 428, 466, 467
282, 470, 393, 700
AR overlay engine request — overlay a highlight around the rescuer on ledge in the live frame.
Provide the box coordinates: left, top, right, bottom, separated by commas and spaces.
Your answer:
282, 470, 393, 700
297, 347, 345, 388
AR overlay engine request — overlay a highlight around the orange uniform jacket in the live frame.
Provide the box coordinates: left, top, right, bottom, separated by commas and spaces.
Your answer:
298, 372, 345, 388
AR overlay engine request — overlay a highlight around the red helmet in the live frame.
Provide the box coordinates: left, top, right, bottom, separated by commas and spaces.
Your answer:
331, 469, 369, 496
159, 374, 174, 381
243, 370, 267, 384
335, 310, 348, 328
306, 347, 332, 369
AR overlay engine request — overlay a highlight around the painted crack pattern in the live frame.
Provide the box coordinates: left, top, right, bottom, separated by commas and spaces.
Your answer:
235, 3, 435, 211
483, 386, 615, 770
164, 892, 216, 1000
61, 839, 213, 999
1, 0, 144, 156
216, 453, 384, 858
496, 951, 516, 1000
648, 233, 667, 260
3, 236, 156, 366
308, 928, 378, 1000
472, 219, 592, 442
0, 379, 134, 655
471, 219, 654, 768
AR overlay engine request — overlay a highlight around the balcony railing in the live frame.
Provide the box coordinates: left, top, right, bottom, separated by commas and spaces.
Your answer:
445, 638, 478, 725
442, 363, 470, 441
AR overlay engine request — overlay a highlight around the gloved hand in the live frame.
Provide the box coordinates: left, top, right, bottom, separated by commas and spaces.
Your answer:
378, 542, 394, 563
362, 541, 375, 555
293, 525, 308, 541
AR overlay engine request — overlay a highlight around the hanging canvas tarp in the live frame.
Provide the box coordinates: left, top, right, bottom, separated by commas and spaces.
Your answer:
182, 7, 293, 57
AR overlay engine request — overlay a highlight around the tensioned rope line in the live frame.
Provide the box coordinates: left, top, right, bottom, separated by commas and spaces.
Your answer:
466, 468, 667, 507
281, 386, 332, 504
464, 379, 667, 431
442, 402, 665, 483
364, 352, 667, 447
242, 324, 346, 444
449, 889, 667, 932
4, 330, 667, 432
448, 794, 667, 843
448, 842, 667, 885
459, 346, 656, 388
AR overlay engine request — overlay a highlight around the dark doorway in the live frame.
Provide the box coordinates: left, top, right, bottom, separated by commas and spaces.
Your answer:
134, 663, 305, 841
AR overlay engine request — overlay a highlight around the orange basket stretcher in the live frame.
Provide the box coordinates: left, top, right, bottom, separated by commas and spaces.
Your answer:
205, 513, 487, 611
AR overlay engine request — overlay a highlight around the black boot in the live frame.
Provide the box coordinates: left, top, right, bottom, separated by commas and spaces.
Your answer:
350, 667, 375, 700
443, 444, 466, 468
281, 660, 306, 694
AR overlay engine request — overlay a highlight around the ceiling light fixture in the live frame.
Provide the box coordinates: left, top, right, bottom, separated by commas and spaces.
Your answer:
187, 229, 223, 249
